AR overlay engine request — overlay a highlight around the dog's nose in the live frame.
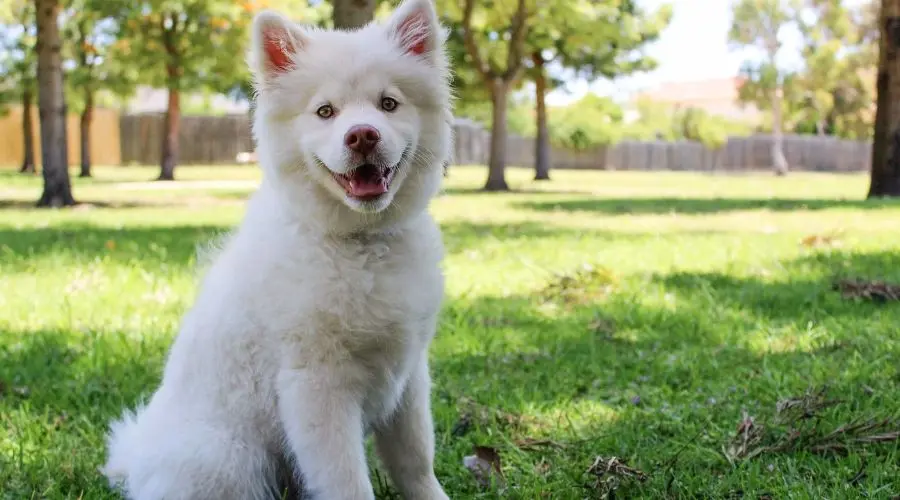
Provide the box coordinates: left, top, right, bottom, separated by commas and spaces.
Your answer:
344, 125, 381, 155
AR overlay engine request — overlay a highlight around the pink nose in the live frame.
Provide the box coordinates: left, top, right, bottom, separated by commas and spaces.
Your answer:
344, 125, 381, 155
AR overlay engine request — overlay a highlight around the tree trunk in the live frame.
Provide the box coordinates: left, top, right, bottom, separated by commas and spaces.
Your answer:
158, 86, 180, 181
484, 79, 510, 192
20, 88, 36, 174
869, 1, 900, 198
79, 90, 93, 177
332, 0, 377, 30
771, 86, 789, 176
34, 0, 75, 207
532, 52, 551, 181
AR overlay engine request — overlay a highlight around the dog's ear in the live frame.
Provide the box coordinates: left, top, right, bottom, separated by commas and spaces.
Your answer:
249, 10, 308, 82
385, 0, 442, 58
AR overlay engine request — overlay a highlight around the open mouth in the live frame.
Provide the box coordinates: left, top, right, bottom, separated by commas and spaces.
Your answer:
332, 164, 397, 201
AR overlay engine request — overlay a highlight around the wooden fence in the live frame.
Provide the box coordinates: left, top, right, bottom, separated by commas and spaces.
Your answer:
455, 121, 872, 173
0, 106, 120, 167
119, 113, 255, 166
115, 113, 872, 172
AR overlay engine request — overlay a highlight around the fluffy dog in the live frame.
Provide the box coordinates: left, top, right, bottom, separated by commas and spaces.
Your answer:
101, 1, 453, 498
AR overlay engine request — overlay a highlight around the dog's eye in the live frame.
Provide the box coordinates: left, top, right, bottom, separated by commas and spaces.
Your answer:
381, 97, 399, 112
316, 104, 335, 119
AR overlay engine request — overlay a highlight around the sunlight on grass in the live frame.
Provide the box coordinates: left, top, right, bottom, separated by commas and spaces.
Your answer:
1, 165, 899, 498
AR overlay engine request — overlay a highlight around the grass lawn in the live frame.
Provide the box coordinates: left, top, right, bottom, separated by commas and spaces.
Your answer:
1, 165, 899, 498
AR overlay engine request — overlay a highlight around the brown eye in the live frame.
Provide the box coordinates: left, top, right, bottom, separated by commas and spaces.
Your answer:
316, 104, 334, 119
381, 97, 398, 112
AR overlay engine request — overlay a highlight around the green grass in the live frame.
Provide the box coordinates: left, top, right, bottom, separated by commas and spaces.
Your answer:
1, 165, 899, 498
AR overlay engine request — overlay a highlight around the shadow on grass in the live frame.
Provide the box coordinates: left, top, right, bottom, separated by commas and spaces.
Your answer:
429, 249, 900, 497
0, 169, 140, 188
514, 196, 900, 216
438, 221, 650, 256
0, 220, 634, 274
2, 226, 898, 497
0, 223, 232, 272
441, 186, 601, 197
0, 326, 170, 498
653, 250, 900, 325
0, 192, 250, 211
0, 169, 216, 186
0, 199, 168, 210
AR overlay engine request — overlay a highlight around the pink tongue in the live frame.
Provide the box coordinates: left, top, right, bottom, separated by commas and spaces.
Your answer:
348, 178, 388, 197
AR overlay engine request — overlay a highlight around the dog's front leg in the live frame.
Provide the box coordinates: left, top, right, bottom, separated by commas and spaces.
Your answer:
373, 359, 449, 500
277, 367, 374, 500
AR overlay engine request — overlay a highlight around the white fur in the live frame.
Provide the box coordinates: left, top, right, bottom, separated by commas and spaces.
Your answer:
101, 1, 454, 498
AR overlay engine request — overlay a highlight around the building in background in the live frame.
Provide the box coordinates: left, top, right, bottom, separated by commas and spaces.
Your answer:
631, 77, 762, 124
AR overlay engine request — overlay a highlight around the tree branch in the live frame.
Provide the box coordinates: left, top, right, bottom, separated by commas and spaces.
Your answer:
462, 0, 494, 81
503, 0, 530, 82
76, 20, 88, 69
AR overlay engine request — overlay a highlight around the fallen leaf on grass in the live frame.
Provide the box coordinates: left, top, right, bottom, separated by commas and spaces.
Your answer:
462, 445, 505, 489
775, 386, 842, 422
586, 456, 648, 495
815, 419, 900, 448
724, 411, 764, 463
587, 456, 648, 481
461, 455, 491, 488
723, 386, 900, 462
540, 265, 619, 306
533, 459, 551, 476
833, 279, 900, 303
799, 232, 843, 248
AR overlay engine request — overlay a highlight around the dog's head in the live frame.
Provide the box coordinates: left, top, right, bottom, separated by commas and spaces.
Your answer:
248, 0, 452, 232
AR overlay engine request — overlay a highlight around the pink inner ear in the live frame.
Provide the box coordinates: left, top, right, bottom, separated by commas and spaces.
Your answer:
263, 29, 292, 72
397, 11, 428, 55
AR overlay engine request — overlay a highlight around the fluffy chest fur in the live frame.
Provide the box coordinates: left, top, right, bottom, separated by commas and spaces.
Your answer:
190, 195, 446, 426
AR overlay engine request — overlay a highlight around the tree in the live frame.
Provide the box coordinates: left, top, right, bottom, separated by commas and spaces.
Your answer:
34, 0, 75, 206
869, 0, 900, 197
792, 0, 876, 140
0, 0, 37, 174
548, 93, 625, 150
112, 0, 255, 180
64, 0, 138, 177
672, 106, 748, 149
449, 0, 532, 191
526, 0, 672, 180
729, 0, 793, 176
331, 0, 375, 29
442, 16, 508, 129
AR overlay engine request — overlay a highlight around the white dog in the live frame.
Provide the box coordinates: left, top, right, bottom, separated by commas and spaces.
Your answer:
101, 1, 453, 498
